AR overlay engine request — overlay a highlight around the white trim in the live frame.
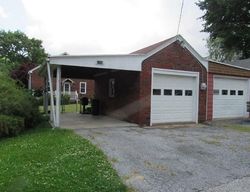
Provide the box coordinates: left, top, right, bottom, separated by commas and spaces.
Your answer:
214, 74, 249, 80
153, 68, 199, 77
209, 59, 250, 71
150, 68, 199, 125
63, 82, 71, 95
79, 82, 87, 94
49, 55, 144, 72
49, 35, 208, 72
47, 61, 56, 127
62, 78, 74, 84
55, 65, 61, 127
213, 75, 250, 118
28, 65, 41, 74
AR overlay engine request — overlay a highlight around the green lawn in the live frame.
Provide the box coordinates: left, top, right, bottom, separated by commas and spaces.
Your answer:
0, 122, 127, 192
223, 124, 250, 132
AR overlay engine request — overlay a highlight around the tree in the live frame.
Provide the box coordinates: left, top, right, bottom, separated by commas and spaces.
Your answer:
197, 0, 250, 60
0, 30, 47, 66
206, 37, 242, 62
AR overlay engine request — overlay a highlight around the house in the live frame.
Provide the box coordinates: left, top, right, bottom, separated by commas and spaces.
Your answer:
47, 35, 250, 127
28, 65, 95, 100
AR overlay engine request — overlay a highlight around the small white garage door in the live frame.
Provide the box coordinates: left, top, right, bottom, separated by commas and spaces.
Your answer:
151, 70, 198, 124
213, 77, 249, 118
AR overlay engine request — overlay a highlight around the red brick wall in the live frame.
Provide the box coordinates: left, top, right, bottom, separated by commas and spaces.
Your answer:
139, 42, 208, 125
94, 71, 140, 123
207, 73, 213, 121
31, 71, 95, 98
31, 71, 44, 90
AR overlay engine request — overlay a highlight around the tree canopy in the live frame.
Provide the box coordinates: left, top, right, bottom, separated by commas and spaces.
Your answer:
197, 0, 250, 60
0, 30, 47, 66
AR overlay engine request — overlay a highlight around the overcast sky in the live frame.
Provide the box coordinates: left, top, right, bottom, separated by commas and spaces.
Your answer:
0, 0, 209, 56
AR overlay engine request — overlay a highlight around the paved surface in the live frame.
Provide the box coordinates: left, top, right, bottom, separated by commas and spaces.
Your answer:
60, 113, 137, 129
75, 125, 250, 192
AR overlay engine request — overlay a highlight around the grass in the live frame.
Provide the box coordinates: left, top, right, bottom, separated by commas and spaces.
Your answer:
200, 138, 221, 146
223, 124, 250, 133
0, 122, 127, 192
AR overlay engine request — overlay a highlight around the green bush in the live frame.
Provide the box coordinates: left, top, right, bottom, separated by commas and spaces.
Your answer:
0, 71, 41, 130
62, 94, 70, 105
0, 115, 24, 137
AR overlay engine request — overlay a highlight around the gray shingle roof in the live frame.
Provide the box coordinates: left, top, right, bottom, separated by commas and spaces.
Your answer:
229, 58, 250, 69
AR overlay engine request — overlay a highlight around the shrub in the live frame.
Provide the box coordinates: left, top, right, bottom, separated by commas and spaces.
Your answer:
0, 71, 41, 130
62, 94, 70, 105
0, 115, 24, 137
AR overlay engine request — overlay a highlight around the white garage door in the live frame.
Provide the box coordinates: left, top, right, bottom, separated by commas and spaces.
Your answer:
213, 77, 249, 118
151, 70, 198, 124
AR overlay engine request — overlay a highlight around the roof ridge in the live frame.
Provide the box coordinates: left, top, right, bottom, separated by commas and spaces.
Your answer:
130, 36, 175, 54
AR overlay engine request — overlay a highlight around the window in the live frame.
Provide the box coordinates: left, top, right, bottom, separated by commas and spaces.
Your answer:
79, 82, 87, 94
222, 90, 228, 95
164, 89, 172, 96
213, 89, 219, 95
63, 82, 71, 94
109, 79, 115, 97
153, 89, 161, 95
230, 90, 236, 95
238, 90, 244, 95
185, 90, 193, 96
175, 90, 183, 96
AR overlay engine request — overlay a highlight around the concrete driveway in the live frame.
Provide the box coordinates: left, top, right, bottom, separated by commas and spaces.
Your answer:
75, 126, 250, 192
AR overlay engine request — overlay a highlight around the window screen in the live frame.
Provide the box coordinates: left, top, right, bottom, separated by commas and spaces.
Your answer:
153, 89, 161, 95
164, 89, 172, 96
175, 90, 183, 96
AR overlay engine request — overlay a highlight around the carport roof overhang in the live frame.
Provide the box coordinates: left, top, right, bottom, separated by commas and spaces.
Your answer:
49, 54, 145, 72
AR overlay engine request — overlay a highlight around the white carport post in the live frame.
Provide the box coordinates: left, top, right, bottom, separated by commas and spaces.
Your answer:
55, 65, 61, 127
46, 59, 56, 127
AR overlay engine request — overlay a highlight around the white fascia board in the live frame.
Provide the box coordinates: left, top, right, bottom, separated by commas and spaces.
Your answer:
153, 68, 199, 77
49, 54, 145, 71
28, 65, 41, 74
145, 35, 208, 70
208, 59, 250, 71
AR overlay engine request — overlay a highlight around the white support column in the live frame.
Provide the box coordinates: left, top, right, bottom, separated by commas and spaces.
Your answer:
55, 65, 61, 127
46, 60, 56, 127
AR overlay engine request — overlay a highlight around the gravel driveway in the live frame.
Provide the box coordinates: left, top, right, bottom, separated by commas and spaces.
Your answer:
75, 126, 250, 192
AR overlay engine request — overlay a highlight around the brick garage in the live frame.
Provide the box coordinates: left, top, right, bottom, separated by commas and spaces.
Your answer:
49, 35, 250, 127
138, 42, 207, 125
78, 38, 207, 126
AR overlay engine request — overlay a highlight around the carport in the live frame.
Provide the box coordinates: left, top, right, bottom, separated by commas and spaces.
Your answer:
47, 54, 144, 127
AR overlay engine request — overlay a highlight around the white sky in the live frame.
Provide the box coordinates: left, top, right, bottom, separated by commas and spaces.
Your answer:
0, 0, 209, 56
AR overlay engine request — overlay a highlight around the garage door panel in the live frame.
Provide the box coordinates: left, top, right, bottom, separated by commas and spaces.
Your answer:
213, 77, 249, 119
151, 72, 197, 124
